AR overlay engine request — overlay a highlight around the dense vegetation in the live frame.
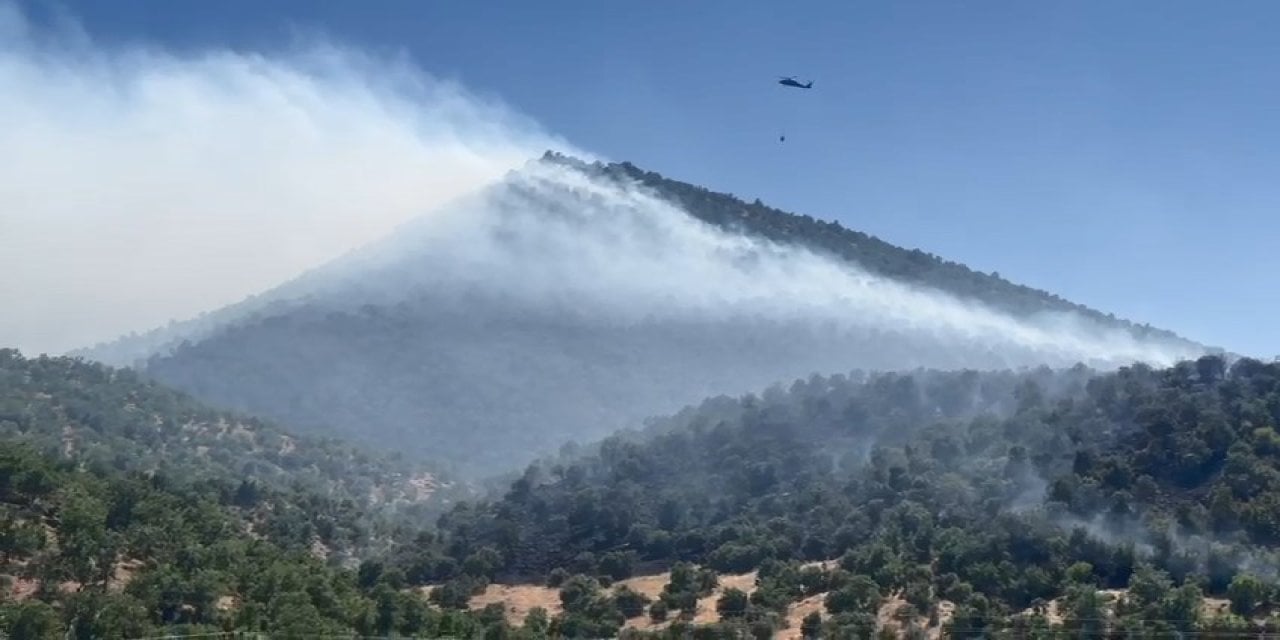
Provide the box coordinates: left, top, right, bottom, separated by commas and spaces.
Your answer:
0, 349, 548, 638
142, 292, 1062, 478
0, 349, 464, 559
43, 152, 1250, 637
11, 341, 1280, 636
399, 354, 1280, 638
0, 442, 544, 639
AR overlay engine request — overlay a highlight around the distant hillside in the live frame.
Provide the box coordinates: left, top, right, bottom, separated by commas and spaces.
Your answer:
0, 349, 464, 557
0, 441, 527, 638
78, 152, 1203, 369
403, 355, 1280, 638
83, 153, 1205, 477
0, 348, 520, 638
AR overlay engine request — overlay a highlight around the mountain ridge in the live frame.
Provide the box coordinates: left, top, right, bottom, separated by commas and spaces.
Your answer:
75, 151, 1207, 368
72, 152, 1208, 477
540, 150, 1200, 350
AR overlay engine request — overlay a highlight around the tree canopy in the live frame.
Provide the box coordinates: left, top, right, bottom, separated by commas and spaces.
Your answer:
405, 354, 1280, 637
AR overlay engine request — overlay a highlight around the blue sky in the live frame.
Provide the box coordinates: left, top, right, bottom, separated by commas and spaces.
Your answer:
18, 0, 1280, 357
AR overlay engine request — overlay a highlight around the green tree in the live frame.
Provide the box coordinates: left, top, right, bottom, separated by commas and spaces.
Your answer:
3, 601, 63, 640
801, 611, 823, 639
649, 599, 669, 623
1064, 561, 1095, 586
614, 586, 651, 619
546, 568, 569, 588
62, 591, 152, 640
825, 575, 881, 615
523, 606, 550, 636
600, 550, 637, 581
559, 574, 600, 614
1227, 573, 1268, 616
716, 587, 750, 619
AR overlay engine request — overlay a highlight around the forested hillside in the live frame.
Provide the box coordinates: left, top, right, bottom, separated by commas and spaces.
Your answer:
0, 442, 541, 639
391, 354, 1280, 638
0, 349, 464, 557
111, 154, 1203, 478
0, 349, 527, 638
9, 345, 1277, 637
142, 293, 1074, 477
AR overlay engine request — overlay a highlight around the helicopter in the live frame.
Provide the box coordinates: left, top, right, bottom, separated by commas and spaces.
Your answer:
777, 76, 813, 89
776, 76, 813, 141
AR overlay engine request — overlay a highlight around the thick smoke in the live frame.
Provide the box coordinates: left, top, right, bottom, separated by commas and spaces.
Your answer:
1, 2, 1200, 372
12, 10, 1206, 476
99, 148, 1207, 474
0, 3, 577, 355
315, 159, 1204, 371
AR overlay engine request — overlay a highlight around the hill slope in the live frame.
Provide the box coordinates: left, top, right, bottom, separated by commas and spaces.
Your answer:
0, 349, 462, 558
84, 153, 1206, 477
405, 355, 1280, 638
560, 152, 1193, 346
0, 439, 534, 638
0, 349, 529, 638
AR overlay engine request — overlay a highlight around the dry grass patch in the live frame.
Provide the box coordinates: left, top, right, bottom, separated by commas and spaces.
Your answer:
690, 571, 758, 624
778, 593, 827, 640
441, 569, 762, 631
467, 583, 564, 626
616, 572, 671, 601
927, 600, 956, 640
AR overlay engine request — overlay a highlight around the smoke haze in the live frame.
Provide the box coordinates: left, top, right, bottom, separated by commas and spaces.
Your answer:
109, 154, 1206, 475
0, 4, 1207, 476
0, 3, 575, 355
316, 158, 1204, 370
1, 1, 1202, 377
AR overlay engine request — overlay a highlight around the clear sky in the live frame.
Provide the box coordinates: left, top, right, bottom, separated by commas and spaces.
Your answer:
15, 0, 1280, 357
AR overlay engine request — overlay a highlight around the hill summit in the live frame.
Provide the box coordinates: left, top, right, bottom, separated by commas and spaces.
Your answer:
77, 152, 1207, 476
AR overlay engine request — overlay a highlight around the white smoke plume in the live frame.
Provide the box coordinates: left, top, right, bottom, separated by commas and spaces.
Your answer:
0, 3, 578, 355
1, 2, 1202, 373
326, 158, 1205, 370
